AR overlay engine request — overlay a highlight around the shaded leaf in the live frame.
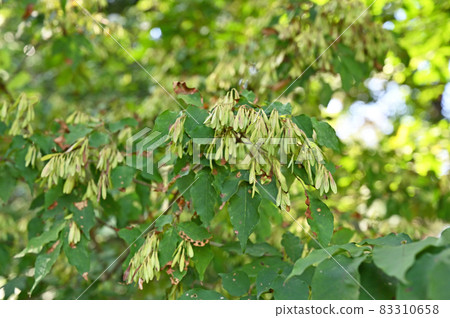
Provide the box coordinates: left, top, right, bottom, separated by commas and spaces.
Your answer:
178, 92, 203, 108
70, 201, 95, 238
256, 268, 278, 298
158, 228, 180, 266
30, 242, 62, 295
153, 110, 178, 135
228, 184, 261, 251
65, 124, 92, 145
311, 254, 366, 300
360, 233, 412, 246
155, 215, 173, 231
311, 118, 340, 152
177, 222, 211, 242
16, 220, 66, 257
281, 232, 303, 262
220, 271, 250, 296
111, 166, 135, 190
264, 101, 292, 116
192, 245, 213, 281
359, 261, 396, 300
292, 115, 313, 138
372, 237, 437, 284
428, 249, 450, 299
223, 242, 281, 257
190, 171, 218, 225
63, 235, 90, 275
179, 288, 224, 300
306, 195, 334, 247
396, 253, 435, 300
287, 243, 369, 280
273, 276, 309, 300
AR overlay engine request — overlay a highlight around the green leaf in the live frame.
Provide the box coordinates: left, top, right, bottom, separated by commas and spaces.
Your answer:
88, 131, 109, 147
118, 227, 145, 270
192, 245, 213, 281
70, 201, 95, 238
281, 232, 303, 262
44, 182, 63, 209
135, 181, 150, 209
311, 254, 366, 300
65, 124, 92, 145
372, 237, 438, 284
293, 165, 313, 186
172, 267, 188, 282
360, 233, 412, 246
184, 106, 213, 138
335, 60, 353, 92
63, 235, 90, 275
111, 166, 135, 189
437, 227, 450, 246
190, 171, 218, 225
319, 82, 333, 107
0, 277, 26, 300
224, 242, 281, 257
256, 178, 278, 204
311, 118, 340, 152
287, 243, 369, 280
155, 215, 173, 231
0, 167, 14, 203
228, 184, 261, 251
189, 125, 214, 138
179, 92, 203, 108
396, 253, 435, 300
158, 228, 180, 267
30, 242, 62, 295
428, 249, 450, 299
175, 171, 195, 201
240, 90, 256, 103
288, 247, 338, 280
241, 256, 290, 278
220, 170, 249, 202
118, 227, 144, 246
359, 261, 396, 300
292, 115, 313, 138
0, 244, 10, 274
273, 276, 309, 300
16, 220, 66, 257
220, 271, 250, 296
264, 101, 292, 116
177, 222, 211, 242
108, 117, 138, 133
153, 110, 179, 135
331, 228, 354, 245
256, 268, 278, 298
28, 216, 45, 239
306, 195, 334, 247
30, 134, 54, 154
255, 199, 281, 240
179, 288, 225, 300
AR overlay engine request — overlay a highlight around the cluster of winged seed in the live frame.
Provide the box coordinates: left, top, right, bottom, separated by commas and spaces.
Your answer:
68, 221, 81, 246
40, 137, 89, 190
171, 240, 194, 272
95, 145, 123, 200
40, 137, 123, 201
1, 93, 35, 137
124, 233, 160, 289
169, 89, 337, 209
